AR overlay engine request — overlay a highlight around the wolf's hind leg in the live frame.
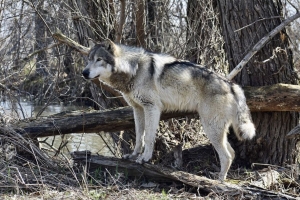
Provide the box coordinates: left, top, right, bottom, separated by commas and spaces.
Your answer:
202, 122, 234, 181
123, 106, 145, 160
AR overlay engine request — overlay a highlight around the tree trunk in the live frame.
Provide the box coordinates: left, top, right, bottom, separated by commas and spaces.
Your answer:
217, 0, 299, 166
146, 0, 163, 52
146, 0, 156, 50
115, 0, 126, 43
34, 0, 48, 76
136, 0, 146, 47
186, 0, 227, 74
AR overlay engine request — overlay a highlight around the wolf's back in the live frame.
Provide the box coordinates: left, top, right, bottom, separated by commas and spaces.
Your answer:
231, 84, 255, 140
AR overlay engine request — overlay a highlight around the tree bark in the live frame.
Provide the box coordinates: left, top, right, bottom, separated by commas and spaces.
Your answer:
15, 107, 195, 138
217, 0, 300, 166
244, 84, 300, 112
226, 11, 300, 80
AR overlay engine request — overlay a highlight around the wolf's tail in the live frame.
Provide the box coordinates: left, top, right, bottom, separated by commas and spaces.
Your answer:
231, 84, 256, 140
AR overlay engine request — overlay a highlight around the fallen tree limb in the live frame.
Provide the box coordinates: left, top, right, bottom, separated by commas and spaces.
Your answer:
15, 107, 196, 138
244, 83, 300, 112
10, 83, 300, 138
72, 153, 245, 194
72, 153, 298, 199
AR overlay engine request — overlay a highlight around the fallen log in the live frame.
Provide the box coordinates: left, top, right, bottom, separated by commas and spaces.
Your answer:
74, 154, 241, 194
14, 107, 196, 138
71, 153, 298, 199
10, 83, 300, 138
6, 83, 297, 139
244, 83, 300, 112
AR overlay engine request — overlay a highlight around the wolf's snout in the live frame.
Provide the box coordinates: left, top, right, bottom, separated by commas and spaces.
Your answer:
82, 69, 90, 79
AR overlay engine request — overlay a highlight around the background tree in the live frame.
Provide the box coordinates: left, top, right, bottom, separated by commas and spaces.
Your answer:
186, 0, 227, 74
34, 0, 48, 76
68, 0, 123, 109
217, 0, 300, 166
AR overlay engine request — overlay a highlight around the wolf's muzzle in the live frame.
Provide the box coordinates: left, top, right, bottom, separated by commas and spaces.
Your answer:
82, 69, 90, 79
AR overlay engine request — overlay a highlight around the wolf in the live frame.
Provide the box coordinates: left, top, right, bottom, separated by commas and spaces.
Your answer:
82, 40, 255, 181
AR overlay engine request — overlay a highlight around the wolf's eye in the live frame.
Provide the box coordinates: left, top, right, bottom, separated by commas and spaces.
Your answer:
96, 58, 102, 62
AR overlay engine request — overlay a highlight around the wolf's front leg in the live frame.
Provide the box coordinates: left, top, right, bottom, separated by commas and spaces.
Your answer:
123, 106, 145, 160
136, 106, 161, 164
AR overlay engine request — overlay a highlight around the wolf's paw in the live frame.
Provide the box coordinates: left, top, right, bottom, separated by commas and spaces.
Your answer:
136, 154, 151, 164
122, 153, 138, 160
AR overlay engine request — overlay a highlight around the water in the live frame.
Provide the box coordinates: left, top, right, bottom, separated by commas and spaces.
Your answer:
0, 97, 115, 157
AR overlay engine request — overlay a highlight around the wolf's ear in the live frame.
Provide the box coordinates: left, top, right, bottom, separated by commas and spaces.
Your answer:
102, 39, 116, 55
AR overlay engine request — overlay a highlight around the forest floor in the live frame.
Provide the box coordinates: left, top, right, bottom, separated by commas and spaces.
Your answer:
0, 124, 300, 200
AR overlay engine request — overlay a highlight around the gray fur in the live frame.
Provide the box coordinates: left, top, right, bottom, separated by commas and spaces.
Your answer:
82, 40, 256, 181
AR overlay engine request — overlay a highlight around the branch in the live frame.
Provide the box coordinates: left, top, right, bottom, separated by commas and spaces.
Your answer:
234, 16, 282, 33
227, 11, 300, 80
286, 125, 300, 138
52, 31, 90, 55
23, 42, 61, 61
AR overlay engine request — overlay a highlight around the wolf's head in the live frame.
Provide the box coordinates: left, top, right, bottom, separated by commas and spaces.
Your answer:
82, 39, 116, 80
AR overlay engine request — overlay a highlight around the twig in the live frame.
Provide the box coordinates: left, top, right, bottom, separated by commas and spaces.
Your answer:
10, 167, 26, 184
234, 16, 282, 33
251, 163, 287, 169
97, 132, 116, 157
227, 11, 300, 80
23, 42, 61, 61
286, 0, 299, 13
